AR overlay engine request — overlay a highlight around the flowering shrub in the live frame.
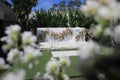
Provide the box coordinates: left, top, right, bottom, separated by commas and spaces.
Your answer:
0, 25, 70, 80
43, 57, 70, 80
1, 25, 41, 64
79, 0, 120, 80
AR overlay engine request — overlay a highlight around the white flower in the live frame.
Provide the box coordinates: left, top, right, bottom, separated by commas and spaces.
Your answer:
80, 0, 99, 17
44, 58, 70, 80
0, 57, 10, 70
43, 73, 54, 80
1, 37, 7, 42
0, 58, 5, 67
21, 31, 37, 45
1, 36, 14, 46
92, 25, 103, 37
81, 0, 120, 21
5, 25, 21, 35
34, 72, 41, 79
2, 44, 11, 52
22, 46, 41, 63
7, 48, 20, 63
45, 58, 59, 73
62, 73, 70, 80
104, 28, 113, 36
78, 41, 100, 59
2, 69, 25, 80
0, 58, 9, 69
113, 25, 120, 42
98, 0, 120, 21
6, 39, 14, 45
110, 3, 120, 20
59, 57, 71, 67
96, 7, 113, 21
5, 25, 21, 42
35, 60, 39, 65
28, 63, 33, 69
98, 0, 115, 6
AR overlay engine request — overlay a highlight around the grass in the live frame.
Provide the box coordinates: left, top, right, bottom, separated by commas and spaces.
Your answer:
23, 50, 52, 79
3, 50, 81, 79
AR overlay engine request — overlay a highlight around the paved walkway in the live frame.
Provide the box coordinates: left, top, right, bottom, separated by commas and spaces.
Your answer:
52, 50, 79, 57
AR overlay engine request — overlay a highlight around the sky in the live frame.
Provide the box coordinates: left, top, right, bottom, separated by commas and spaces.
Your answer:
7, 0, 85, 11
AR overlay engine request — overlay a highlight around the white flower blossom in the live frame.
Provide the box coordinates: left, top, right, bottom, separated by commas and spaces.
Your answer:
0, 58, 5, 68
35, 60, 39, 65
2, 44, 11, 52
78, 41, 100, 59
44, 58, 70, 80
0, 58, 9, 69
107, 0, 120, 18
97, 0, 120, 20
62, 73, 70, 80
113, 25, 120, 42
1, 36, 7, 42
7, 48, 20, 63
98, 0, 115, 6
1, 25, 21, 49
28, 63, 33, 69
21, 31, 37, 45
35, 72, 41, 77
43, 73, 54, 80
34, 72, 41, 80
0, 24, 44, 79
1, 69, 25, 80
45, 58, 59, 73
1, 36, 14, 46
104, 27, 113, 36
59, 57, 71, 67
92, 25, 103, 37
22, 46, 41, 63
96, 6, 113, 21
81, 0, 120, 21
5, 25, 21, 42
5, 25, 21, 35
80, 0, 99, 17
110, 4, 120, 19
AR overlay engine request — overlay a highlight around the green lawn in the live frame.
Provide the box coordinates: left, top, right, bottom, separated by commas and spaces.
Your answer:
4, 50, 81, 79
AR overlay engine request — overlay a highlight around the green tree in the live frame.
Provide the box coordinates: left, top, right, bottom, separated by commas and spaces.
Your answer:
58, 0, 66, 11
29, 0, 96, 29
11, 0, 38, 31
53, 0, 82, 11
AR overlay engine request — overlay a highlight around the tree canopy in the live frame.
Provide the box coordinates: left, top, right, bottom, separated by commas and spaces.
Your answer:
11, 0, 38, 31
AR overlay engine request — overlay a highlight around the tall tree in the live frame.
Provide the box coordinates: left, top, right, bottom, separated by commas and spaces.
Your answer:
11, 0, 38, 31
58, 0, 66, 11
52, 0, 82, 11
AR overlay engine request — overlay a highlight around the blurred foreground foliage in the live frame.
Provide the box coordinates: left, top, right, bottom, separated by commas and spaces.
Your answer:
78, 0, 120, 80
